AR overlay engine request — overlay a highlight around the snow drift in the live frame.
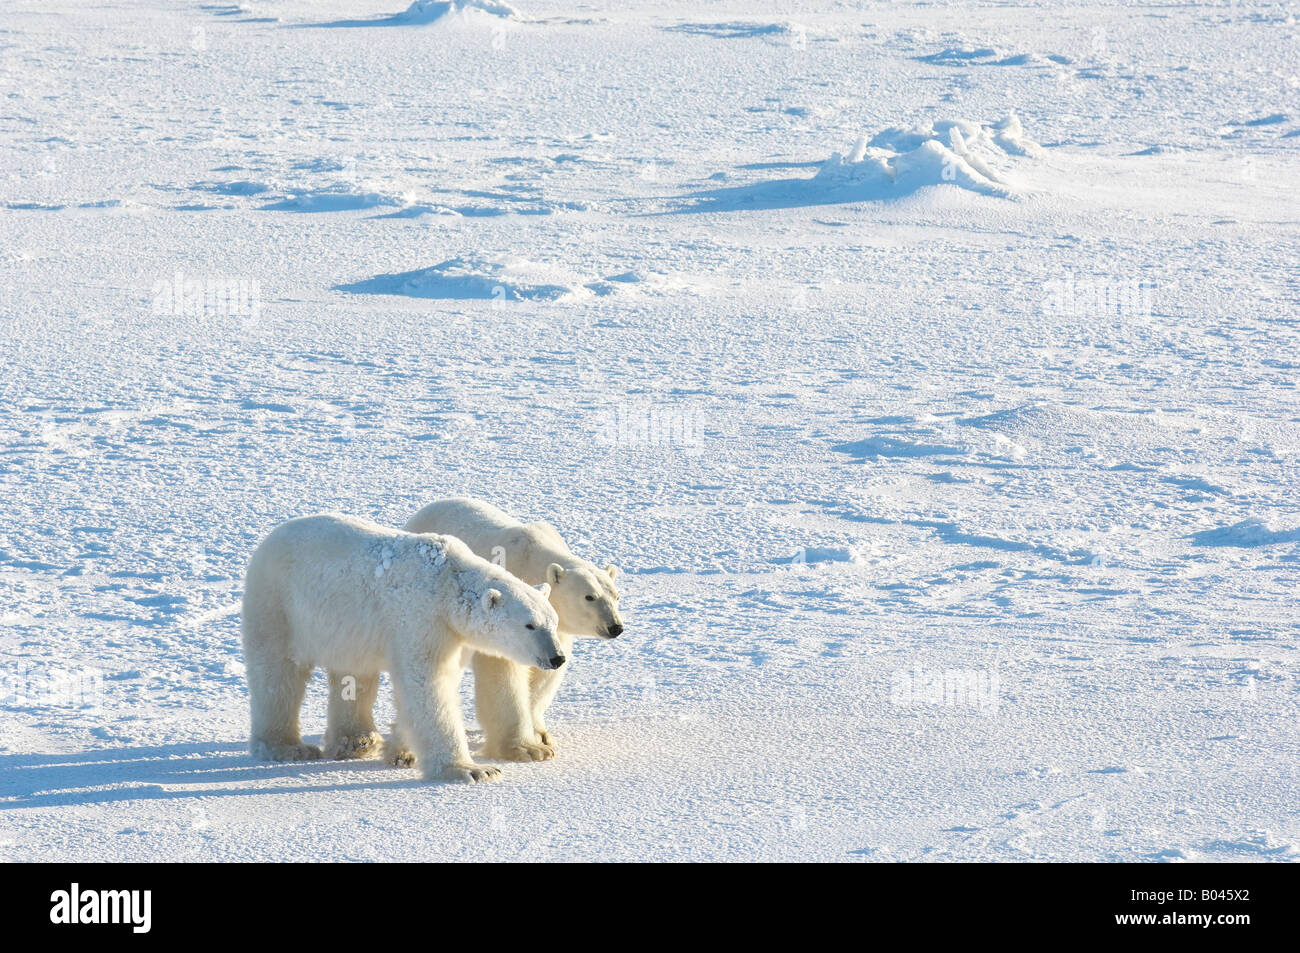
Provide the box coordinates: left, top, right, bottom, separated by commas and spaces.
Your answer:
681, 115, 1044, 211
398, 0, 520, 23
337, 255, 592, 302
815, 115, 1043, 198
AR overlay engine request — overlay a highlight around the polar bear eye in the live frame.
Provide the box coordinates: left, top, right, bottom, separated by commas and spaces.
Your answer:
585, 595, 595, 602
525, 623, 536, 630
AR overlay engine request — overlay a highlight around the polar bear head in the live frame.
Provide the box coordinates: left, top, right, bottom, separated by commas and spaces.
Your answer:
544, 561, 623, 640
471, 578, 566, 670
439, 538, 565, 670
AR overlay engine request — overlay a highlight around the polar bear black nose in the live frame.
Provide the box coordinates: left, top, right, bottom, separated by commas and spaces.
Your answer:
549, 654, 566, 669
606, 624, 623, 638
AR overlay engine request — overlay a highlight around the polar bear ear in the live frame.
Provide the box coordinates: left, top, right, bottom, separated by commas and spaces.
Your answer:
481, 589, 503, 612
546, 563, 565, 584
535, 582, 551, 598
604, 564, 619, 581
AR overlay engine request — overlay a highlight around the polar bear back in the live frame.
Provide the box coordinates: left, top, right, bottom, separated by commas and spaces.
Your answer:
406, 497, 519, 540
244, 513, 455, 672
405, 497, 576, 586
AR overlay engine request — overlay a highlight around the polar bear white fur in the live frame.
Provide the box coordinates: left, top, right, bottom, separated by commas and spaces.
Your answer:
241, 512, 562, 783
408, 498, 622, 760
329, 497, 622, 763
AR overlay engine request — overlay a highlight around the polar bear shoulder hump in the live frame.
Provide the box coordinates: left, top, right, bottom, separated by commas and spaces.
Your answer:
523, 520, 567, 548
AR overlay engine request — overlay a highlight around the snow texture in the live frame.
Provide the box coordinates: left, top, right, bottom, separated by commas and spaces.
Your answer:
0, 0, 1297, 862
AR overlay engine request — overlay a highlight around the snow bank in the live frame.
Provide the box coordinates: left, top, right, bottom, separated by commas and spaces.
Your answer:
339, 258, 714, 301
919, 47, 1071, 68
338, 255, 591, 302
398, 0, 520, 23
775, 546, 861, 566
664, 21, 798, 40
1190, 518, 1300, 548
261, 184, 409, 213
815, 115, 1042, 198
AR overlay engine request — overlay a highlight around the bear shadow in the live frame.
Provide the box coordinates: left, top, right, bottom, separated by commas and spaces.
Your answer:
0, 741, 431, 810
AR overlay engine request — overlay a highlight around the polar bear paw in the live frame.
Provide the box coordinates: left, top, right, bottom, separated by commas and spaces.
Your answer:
324, 731, 384, 760
385, 742, 416, 767
429, 762, 502, 784
255, 740, 323, 762
484, 739, 555, 762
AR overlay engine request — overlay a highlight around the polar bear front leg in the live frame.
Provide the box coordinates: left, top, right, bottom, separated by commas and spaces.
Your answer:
384, 721, 415, 767
323, 671, 383, 759
528, 666, 567, 751
391, 635, 500, 784
473, 653, 555, 762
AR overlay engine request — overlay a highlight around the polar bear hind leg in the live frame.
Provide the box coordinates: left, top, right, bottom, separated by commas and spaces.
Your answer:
324, 671, 383, 759
246, 652, 320, 762
242, 563, 321, 762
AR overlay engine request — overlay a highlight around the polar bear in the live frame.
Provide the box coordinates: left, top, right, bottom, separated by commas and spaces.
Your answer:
241, 513, 562, 783
329, 497, 622, 763
406, 498, 622, 760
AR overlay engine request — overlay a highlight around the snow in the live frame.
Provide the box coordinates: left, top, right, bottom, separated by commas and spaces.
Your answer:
814, 116, 1039, 199
1, 0, 1298, 862
339, 255, 594, 301
400, 0, 521, 24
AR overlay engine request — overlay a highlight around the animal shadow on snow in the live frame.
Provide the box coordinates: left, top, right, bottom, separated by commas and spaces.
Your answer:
0, 742, 428, 810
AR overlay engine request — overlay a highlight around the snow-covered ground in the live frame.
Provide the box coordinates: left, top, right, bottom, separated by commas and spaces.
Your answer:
1, 0, 1297, 862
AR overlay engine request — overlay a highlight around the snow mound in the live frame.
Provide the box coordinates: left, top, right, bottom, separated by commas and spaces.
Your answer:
1196, 831, 1300, 859
377, 203, 465, 218
994, 52, 1071, 68
338, 255, 591, 302
261, 183, 410, 213
869, 115, 1044, 158
775, 546, 861, 566
920, 47, 1071, 68
815, 116, 1042, 198
399, 0, 519, 23
664, 21, 796, 40
339, 258, 713, 302
918, 47, 1004, 65
198, 180, 271, 197
960, 402, 1161, 444
833, 435, 964, 460
1190, 519, 1300, 548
